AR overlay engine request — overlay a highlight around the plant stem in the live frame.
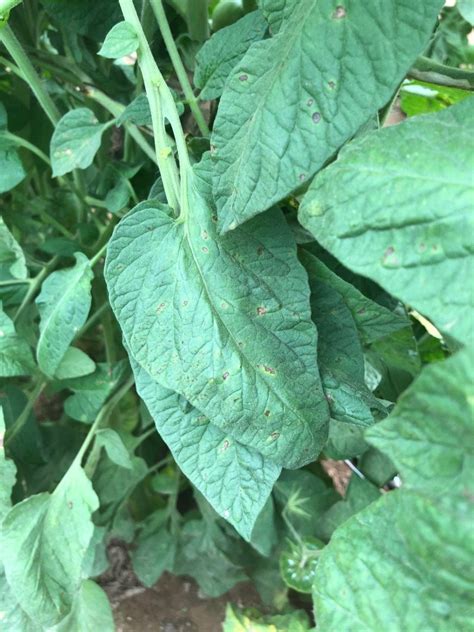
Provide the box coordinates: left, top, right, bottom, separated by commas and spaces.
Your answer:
89, 242, 108, 268
79, 375, 135, 475
118, 0, 191, 214
0, 278, 32, 287
1, 131, 51, 165
13, 255, 59, 324
133, 425, 157, 448
76, 301, 109, 338
39, 209, 75, 239
84, 85, 158, 165
150, 0, 210, 137
0, 24, 60, 125
5, 379, 46, 446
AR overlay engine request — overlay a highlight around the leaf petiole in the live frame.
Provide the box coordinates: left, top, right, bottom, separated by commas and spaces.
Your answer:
149, 0, 210, 137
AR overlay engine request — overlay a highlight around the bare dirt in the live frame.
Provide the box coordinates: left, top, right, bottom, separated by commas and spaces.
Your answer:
111, 574, 261, 632
101, 543, 262, 632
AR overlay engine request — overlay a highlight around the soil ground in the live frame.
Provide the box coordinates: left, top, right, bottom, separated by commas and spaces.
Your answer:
102, 461, 352, 632
110, 574, 261, 632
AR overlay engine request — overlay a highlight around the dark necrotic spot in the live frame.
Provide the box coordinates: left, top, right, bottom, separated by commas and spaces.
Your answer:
332, 5, 346, 19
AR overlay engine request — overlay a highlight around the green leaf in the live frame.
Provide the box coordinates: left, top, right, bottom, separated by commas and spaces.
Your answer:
52, 580, 114, 632
0, 142, 25, 194
358, 447, 396, 487
0, 103, 25, 194
0, 386, 44, 466
0, 303, 35, 377
1, 464, 99, 628
318, 475, 380, 540
117, 90, 183, 128
50, 109, 110, 177
274, 470, 338, 540
0, 217, 27, 281
458, 0, 474, 26
323, 418, 367, 460
249, 496, 278, 557
98, 21, 139, 59
41, 0, 122, 41
223, 603, 312, 632
280, 537, 324, 594
0, 568, 40, 632
194, 10, 267, 101
105, 158, 329, 468
117, 93, 152, 127
313, 348, 474, 629
212, 0, 443, 232
366, 348, 474, 495
302, 250, 381, 426
95, 429, 132, 470
299, 245, 408, 344
313, 490, 474, 630
131, 511, 176, 587
132, 360, 281, 540
36, 253, 93, 377
0, 407, 16, 520
81, 526, 109, 578
174, 520, 246, 597
300, 98, 474, 346
54, 347, 96, 380
64, 362, 127, 423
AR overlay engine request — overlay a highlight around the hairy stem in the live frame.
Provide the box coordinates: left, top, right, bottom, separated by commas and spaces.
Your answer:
150, 0, 210, 137
119, 0, 191, 213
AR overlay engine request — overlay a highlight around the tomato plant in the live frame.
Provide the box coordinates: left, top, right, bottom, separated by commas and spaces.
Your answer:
0, 0, 472, 630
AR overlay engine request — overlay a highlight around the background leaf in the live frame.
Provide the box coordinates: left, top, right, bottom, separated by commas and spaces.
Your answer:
50, 109, 110, 177
212, 0, 443, 231
313, 347, 474, 630
36, 253, 93, 377
194, 10, 268, 101
300, 98, 474, 346
0, 217, 27, 281
0, 304, 35, 377
1, 465, 99, 628
98, 21, 139, 59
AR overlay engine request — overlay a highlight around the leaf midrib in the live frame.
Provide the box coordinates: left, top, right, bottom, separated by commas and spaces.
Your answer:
183, 213, 320, 453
